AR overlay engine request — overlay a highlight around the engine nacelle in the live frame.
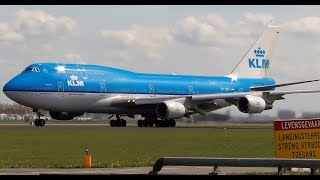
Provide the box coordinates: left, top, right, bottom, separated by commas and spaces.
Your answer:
237, 96, 272, 113
49, 112, 84, 120
156, 101, 187, 119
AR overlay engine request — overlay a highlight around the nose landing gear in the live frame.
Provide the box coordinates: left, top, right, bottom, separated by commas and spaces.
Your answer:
33, 110, 46, 127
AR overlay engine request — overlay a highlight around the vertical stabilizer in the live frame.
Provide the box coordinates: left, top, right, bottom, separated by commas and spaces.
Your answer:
228, 26, 279, 78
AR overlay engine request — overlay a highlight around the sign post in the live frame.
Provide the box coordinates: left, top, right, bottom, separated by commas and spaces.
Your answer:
274, 119, 320, 172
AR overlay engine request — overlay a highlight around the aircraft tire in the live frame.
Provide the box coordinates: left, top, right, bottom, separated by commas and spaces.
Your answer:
142, 120, 148, 127
121, 120, 127, 127
34, 119, 40, 127
110, 120, 116, 127
137, 120, 143, 127
170, 119, 176, 127
115, 120, 121, 127
159, 120, 165, 127
155, 121, 160, 127
39, 119, 45, 127
148, 121, 154, 127
164, 119, 170, 127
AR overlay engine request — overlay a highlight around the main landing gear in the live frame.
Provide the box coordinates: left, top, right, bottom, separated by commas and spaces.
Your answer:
34, 111, 46, 127
109, 114, 127, 127
137, 118, 176, 128
108, 115, 176, 128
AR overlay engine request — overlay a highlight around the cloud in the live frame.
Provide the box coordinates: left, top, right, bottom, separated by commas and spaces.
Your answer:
146, 51, 162, 60
243, 12, 274, 26
172, 13, 272, 48
173, 16, 219, 46
14, 8, 77, 37
0, 22, 24, 43
100, 24, 173, 49
63, 54, 85, 64
282, 16, 320, 35
0, 8, 77, 45
206, 14, 229, 29
64, 54, 82, 61
99, 12, 276, 51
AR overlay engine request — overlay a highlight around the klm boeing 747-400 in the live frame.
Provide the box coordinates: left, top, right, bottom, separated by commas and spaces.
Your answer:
3, 26, 320, 127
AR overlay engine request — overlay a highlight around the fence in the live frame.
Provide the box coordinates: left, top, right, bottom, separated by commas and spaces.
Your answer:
149, 157, 320, 175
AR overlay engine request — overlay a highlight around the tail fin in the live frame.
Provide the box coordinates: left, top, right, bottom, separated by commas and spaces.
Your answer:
229, 26, 279, 78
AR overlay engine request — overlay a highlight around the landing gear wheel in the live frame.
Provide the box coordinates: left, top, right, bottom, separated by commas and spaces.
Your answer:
142, 120, 148, 127
170, 119, 176, 127
110, 120, 116, 127
160, 120, 165, 127
164, 119, 170, 127
34, 119, 40, 127
137, 120, 143, 127
39, 119, 45, 127
121, 120, 127, 127
148, 121, 154, 127
115, 120, 121, 127
34, 111, 45, 127
155, 121, 160, 127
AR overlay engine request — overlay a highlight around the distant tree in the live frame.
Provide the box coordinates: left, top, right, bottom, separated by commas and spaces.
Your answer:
300, 112, 320, 119
277, 109, 296, 119
191, 111, 230, 121
0, 103, 31, 115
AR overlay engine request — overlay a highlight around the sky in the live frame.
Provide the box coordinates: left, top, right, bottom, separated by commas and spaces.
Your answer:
1, 5, 320, 118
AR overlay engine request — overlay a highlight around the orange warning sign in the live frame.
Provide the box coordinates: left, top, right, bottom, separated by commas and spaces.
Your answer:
274, 119, 320, 159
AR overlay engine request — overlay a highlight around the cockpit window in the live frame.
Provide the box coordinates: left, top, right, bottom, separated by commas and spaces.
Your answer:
24, 67, 40, 72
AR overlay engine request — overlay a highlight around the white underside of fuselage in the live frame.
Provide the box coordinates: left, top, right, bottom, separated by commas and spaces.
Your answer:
3, 91, 232, 114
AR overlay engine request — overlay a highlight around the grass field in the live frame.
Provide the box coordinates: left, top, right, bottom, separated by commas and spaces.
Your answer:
0, 124, 275, 168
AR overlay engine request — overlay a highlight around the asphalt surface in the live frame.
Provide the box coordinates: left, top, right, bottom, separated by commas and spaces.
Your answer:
0, 122, 274, 129
0, 166, 279, 175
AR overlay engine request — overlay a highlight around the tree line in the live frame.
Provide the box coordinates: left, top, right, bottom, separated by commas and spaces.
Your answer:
0, 103, 31, 115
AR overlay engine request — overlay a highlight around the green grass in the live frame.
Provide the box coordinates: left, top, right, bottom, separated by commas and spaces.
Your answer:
0, 126, 274, 168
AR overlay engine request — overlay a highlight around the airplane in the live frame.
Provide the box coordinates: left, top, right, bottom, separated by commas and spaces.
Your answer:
3, 25, 320, 127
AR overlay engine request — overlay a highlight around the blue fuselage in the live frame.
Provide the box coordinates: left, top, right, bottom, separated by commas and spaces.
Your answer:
3, 63, 276, 95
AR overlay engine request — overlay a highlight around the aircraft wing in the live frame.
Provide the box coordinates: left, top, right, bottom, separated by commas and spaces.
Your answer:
190, 89, 320, 101
109, 89, 320, 106
250, 79, 320, 91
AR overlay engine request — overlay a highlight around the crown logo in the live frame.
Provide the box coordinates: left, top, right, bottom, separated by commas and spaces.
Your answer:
70, 75, 78, 81
254, 47, 265, 57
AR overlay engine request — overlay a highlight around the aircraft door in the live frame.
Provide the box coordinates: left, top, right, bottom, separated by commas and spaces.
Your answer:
58, 82, 64, 95
149, 83, 155, 96
230, 80, 239, 92
188, 86, 194, 95
76, 65, 88, 80
100, 83, 106, 95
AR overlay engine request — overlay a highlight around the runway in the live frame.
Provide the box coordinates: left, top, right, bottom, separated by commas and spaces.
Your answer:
0, 122, 274, 129
0, 166, 277, 175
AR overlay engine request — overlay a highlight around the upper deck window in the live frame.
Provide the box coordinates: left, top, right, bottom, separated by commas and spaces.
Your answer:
24, 67, 40, 72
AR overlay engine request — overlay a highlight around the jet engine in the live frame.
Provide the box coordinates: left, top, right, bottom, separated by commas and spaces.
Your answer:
237, 95, 272, 113
49, 112, 84, 120
156, 101, 187, 119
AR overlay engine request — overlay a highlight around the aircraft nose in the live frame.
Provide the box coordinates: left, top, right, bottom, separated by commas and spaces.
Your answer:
3, 75, 23, 92
3, 79, 15, 92
3, 78, 17, 100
